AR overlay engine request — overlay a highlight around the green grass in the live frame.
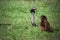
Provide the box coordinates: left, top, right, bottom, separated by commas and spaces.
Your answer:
0, 0, 60, 40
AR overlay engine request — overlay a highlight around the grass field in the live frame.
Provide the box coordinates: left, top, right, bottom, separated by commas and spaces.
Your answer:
0, 0, 60, 40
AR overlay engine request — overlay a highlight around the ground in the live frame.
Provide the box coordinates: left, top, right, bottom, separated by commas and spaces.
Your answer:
0, 0, 60, 40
